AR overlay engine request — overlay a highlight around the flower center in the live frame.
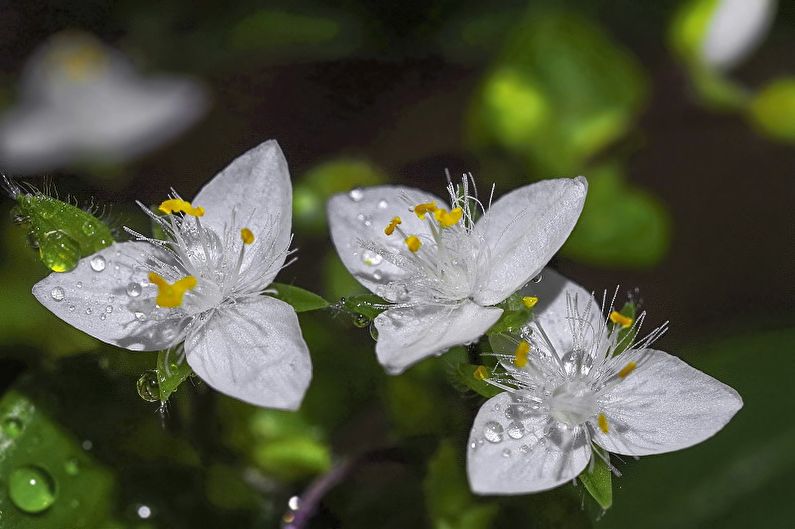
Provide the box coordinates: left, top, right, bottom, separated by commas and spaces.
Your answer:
548, 380, 597, 427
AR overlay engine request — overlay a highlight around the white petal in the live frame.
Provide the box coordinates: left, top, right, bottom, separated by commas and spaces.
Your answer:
327, 185, 446, 300
0, 105, 72, 173
185, 296, 311, 410
192, 140, 292, 283
592, 349, 743, 456
374, 301, 502, 374
31, 242, 178, 351
467, 392, 591, 495
473, 177, 587, 306
703, 0, 776, 71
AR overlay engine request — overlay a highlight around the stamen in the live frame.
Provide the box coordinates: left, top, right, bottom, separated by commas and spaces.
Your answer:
384, 216, 402, 236
412, 201, 437, 220
433, 207, 463, 228
609, 310, 633, 328
158, 198, 205, 217
522, 296, 539, 309
240, 227, 255, 245
473, 365, 489, 380
597, 413, 609, 434
405, 235, 421, 253
513, 341, 530, 368
148, 272, 197, 308
617, 361, 637, 379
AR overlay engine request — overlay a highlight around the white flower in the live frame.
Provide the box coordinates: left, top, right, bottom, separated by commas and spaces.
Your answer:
32, 141, 312, 410
466, 269, 742, 494
0, 31, 207, 173
699, 0, 776, 71
327, 175, 587, 373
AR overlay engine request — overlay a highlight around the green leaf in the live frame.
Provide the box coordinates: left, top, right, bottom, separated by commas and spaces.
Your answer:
338, 293, 389, 321
156, 348, 193, 402
469, 9, 647, 176
578, 449, 613, 510
453, 362, 502, 398
0, 390, 115, 527
10, 185, 114, 273
748, 78, 795, 142
561, 164, 670, 268
424, 440, 498, 529
269, 283, 329, 312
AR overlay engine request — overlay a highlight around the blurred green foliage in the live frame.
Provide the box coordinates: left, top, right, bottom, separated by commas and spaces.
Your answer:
748, 78, 795, 142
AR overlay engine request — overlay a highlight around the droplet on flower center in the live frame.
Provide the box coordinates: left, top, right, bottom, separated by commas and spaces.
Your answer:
549, 380, 597, 427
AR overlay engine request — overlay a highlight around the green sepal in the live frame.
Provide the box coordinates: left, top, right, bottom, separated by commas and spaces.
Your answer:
11, 189, 114, 273
612, 301, 637, 356
269, 283, 329, 312
156, 348, 193, 402
578, 447, 613, 510
487, 292, 534, 336
454, 362, 502, 398
337, 293, 390, 321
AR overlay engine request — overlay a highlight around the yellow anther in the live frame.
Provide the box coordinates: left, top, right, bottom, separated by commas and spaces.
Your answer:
522, 296, 539, 309
473, 365, 489, 380
412, 201, 438, 220
617, 361, 637, 379
405, 235, 421, 253
597, 413, 609, 434
158, 198, 205, 217
59, 44, 105, 80
513, 341, 530, 368
148, 272, 197, 308
240, 227, 255, 245
384, 216, 402, 236
609, 311, 634, 328
433, 207, 463, 228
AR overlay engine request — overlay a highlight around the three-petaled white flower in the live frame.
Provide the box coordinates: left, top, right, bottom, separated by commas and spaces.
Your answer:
466, 269, 742, 494
32, 141, 312, 409
327, 175, 587, 373
0, 31, 207, 173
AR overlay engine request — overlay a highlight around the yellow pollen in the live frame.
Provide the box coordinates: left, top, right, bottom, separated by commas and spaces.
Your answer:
240, 227, 255, 245
158, 198, 205, 217
148, 272, 197, 308
384, 216, 402, 236
405, 235, 421, 253
597, 413, 609, 434
522, 296, 539, 309
617, 361, 637, 379
609, 310, 634, 328
433, 207, 463, 228
59, 45, 105, 80
473, 365, 489, 380
513, 341, 530, 368
412, 201, 438, 220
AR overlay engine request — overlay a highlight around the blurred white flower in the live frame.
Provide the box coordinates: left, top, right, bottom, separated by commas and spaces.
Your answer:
0, 31, 208, 173
32, 141, 312, 410
466, 270, 742, 494
327, 176, 587, 374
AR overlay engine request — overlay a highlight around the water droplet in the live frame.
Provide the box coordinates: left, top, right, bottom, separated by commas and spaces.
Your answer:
2, 417, 23, 437
40, 231, 80, 272
81, 221, 96, 236
99, 314, 106, 320
68, 305, 75, 312
288, 495, 301, 511
76, 281, 83, 289
137, 371, 160, 402
352, 313, 370, 328
502, 448, 512, 458
126, 283, 142, 297
532, 273, 543, 283
85, 308, 92, 315
469, 441, 478, 451
8, 466, 57, 513
372, 269, 383, 281
519, 444, 530, 454
507, 421, 526, 439
349, 188, 364, 202
377, 199, 388, 209
134, 311, 147, 322
361, 249, 383, 266
64, 459, 79, 476
89, 255, 106, 272
50, 287, 65, 301
105, 305, 113, 313
483, 421, 504, 443
137, 505, 152, 519
369, 322, 379, 341
81, 440, 93, 451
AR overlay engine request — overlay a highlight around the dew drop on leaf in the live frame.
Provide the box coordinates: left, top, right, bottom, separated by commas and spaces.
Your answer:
2, 417, 23, 438
40, 231, 81, 272
8, 466, 57, 513
136, 371, 160, 402
352, 313, 370, 328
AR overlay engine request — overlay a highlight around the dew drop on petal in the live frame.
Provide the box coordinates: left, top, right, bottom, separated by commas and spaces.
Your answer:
519, 444, 530, 454
76, 282, 83, 289
134, 312, 147, 322
372, 269, 383, 281
126, 283, 142, 298
502, 448, 512, 458
507, 421, 526, 440
99, 314, 106, 321
85, 308, 92, 315
377, 199, 388, 209
483, 421, 504, 443
89, 255, 106, 272
348, 188, 364, 202
361, 249, 383, 266
105, 305, 113, 313
68, 305, 75, 312
532, 273, 543, 283
50, 287, 65, 301
8, 466, 57, 513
